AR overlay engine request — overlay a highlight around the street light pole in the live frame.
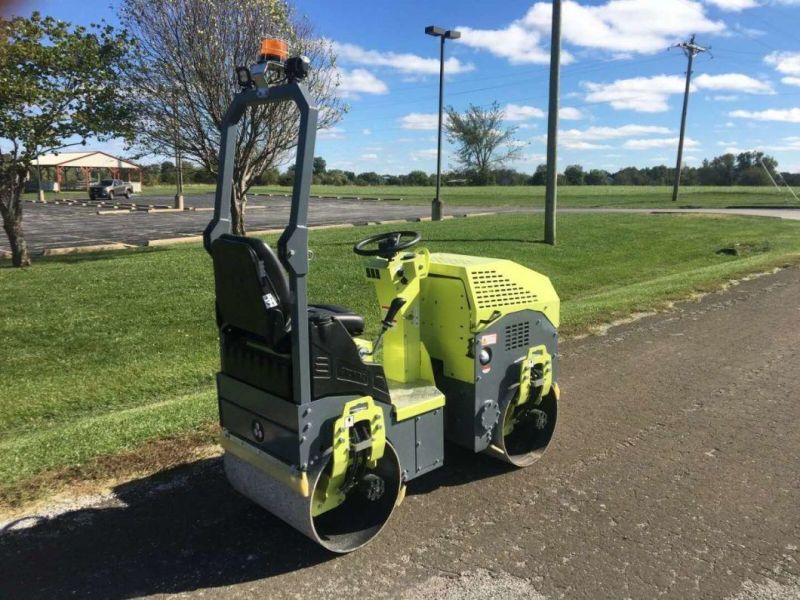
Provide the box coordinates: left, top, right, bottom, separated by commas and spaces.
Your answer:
36, 154, 45, 202
425, 25, 460, 221
434, 35, 445, 221
175, 144, 184, 210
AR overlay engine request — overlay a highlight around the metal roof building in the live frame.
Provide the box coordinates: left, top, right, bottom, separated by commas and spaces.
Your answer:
33, 150, 142, 192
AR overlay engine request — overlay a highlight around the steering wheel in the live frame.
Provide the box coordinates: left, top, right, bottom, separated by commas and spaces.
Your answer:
353, 230, 421, 259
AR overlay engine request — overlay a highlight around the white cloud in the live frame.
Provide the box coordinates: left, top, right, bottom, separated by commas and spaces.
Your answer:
623, 137, 699, 149
585, 75, 686, 112
337, 68, 388, 98
585, 72, 772, 112
704, 0, 759, 11
693, 73, 773, 94
764, 52, 800, 87
399, 113, 442, 130
362, 129, 372, 135
561, 124, 672, 143
318, 127, 345, 140
560, 107, 584, 120
729, 108, 800, 123
563, 141, 611, 150
504, 104, 546, 121
411, 149, 439, 161
539, 124, 672, 149
761, 136, 800, 151
709, 94, 739, 101
765, 51, 800, 75
360, 153, 378, 160
457, 24, 559, 65
523, 0, 724, 54
333, 41, 474, 75
457, 1, 723, 66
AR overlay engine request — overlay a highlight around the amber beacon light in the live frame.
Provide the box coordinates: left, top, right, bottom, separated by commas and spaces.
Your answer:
259, 38, 288, 63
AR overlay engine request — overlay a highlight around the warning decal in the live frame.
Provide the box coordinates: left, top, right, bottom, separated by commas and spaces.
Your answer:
481, 333, 497, 346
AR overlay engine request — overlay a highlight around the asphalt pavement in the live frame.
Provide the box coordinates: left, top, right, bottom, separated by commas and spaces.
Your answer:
2, 266, 799, 599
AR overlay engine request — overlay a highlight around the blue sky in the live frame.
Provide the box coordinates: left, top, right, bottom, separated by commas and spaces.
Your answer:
10, 0, 800, 174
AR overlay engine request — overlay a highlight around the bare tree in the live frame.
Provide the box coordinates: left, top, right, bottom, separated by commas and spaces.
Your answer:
445, 102, 522, 185
120, 0, 344, 234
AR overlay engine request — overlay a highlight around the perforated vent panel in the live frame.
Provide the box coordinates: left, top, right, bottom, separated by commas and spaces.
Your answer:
469, 270, 538, 309
504, 322, 531, 351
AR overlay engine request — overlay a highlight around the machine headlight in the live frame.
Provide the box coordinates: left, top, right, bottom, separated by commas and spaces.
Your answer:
479, 347, 492, 365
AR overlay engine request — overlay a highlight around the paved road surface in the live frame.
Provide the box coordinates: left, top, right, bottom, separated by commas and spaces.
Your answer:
2, 267, 799, 598
2, 196, 519, 253
3, 194, 799, 254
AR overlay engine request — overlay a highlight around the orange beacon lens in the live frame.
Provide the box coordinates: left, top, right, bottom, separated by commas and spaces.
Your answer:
260, 38, 288, 62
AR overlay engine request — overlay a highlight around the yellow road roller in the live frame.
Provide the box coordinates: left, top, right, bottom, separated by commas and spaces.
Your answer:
203, 44, 560, 553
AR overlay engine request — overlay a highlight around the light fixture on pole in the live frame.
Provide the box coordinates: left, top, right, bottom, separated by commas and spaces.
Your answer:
425, 25, 460, 222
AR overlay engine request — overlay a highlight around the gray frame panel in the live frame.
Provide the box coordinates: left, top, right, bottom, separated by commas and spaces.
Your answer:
204, 82, 319, 407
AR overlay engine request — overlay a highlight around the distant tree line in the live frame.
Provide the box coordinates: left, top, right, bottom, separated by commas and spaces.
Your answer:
141, 151, 796, 188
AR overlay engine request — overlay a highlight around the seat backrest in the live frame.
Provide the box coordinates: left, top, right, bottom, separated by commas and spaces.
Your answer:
211, 234, 291, 348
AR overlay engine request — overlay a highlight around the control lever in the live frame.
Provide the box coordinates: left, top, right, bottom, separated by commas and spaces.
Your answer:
360, 297, 407, 357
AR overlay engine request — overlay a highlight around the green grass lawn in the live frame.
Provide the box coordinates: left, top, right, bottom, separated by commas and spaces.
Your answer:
2, 212, 800, 502
252, 184, 800, 209
24, 183, 800, 208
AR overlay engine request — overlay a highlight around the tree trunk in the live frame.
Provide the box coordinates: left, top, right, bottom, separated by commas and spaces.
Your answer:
0, 168, 31, 267
231, 186, 247, 236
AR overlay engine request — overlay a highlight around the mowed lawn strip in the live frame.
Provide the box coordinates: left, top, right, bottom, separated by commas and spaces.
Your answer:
23, 183, 800, 207
251, 183, 800, 208
2, 212, 800, 498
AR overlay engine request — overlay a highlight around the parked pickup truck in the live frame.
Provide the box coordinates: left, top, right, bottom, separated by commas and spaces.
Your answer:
89, 179, 134, 200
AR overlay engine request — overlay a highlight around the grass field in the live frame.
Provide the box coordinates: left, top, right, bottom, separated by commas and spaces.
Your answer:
253, 184, 800, 208
2, 212, 800, 505
24, 183, 800, 208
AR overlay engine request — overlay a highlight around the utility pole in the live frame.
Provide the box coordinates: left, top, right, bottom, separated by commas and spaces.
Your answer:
544, 0, 561, 245
425, 25, 460, 221
671, 35, 708, 202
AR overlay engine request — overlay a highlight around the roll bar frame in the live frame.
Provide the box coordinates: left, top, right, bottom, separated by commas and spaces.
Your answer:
204, 81, 319, 406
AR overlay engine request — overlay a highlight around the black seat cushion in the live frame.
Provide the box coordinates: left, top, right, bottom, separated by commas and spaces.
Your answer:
309, 304, 365, 336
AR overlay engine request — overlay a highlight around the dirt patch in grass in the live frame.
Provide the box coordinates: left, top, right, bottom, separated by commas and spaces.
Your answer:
0, 426, 220, 517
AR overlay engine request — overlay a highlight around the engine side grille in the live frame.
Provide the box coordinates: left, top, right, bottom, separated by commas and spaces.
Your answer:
469, 269, 538, 309
504, 321, 531, 350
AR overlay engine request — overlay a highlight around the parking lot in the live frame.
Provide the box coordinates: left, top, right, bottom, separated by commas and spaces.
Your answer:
0, 194, 517, 254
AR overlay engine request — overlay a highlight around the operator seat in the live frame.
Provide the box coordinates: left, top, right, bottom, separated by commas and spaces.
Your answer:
212, 234, 365, 346
211, 234, 389, 404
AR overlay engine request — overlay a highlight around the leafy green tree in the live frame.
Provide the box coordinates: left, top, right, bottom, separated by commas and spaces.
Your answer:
404, 170, 431, 186
697, 153, 736, 186
320, 169, 349, 185
531, 164, 548, 185
736, 166, 771, 186
313, 156, 327, 176
445, 102, 521, 186
355, 171, 382, 185
0, 13, 136, 266
563, 164, 585, 185
585, 169, 610, 185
